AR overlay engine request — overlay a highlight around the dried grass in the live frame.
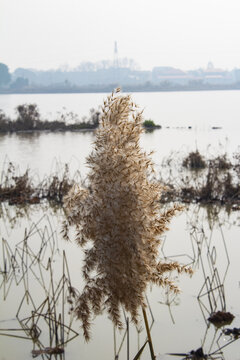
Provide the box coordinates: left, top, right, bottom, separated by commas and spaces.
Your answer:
62, 89, 192, 340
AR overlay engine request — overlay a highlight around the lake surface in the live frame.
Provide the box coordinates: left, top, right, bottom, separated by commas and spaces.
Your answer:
0, 90, 239, 177
0, 90, 240, 360
0, 204, 239, 360
1, 91, 240, 132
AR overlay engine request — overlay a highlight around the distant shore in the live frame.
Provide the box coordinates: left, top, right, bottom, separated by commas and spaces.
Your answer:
1, 83, 240, 95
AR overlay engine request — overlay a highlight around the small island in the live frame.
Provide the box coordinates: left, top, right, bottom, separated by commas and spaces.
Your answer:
0, 104, 100, 133
0, 104, 162, 133
143, 119, 162, 131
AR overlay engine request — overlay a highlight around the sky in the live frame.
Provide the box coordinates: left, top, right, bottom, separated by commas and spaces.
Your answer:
1, 0, 240, 72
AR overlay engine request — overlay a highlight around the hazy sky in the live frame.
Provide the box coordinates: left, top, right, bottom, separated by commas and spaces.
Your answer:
1, 0, 240, 72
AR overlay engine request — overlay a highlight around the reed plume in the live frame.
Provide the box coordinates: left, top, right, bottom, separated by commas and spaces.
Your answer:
63, 88, 192, 341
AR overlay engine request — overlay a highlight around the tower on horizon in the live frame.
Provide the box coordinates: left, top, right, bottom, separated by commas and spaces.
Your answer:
113, 41, 119, 68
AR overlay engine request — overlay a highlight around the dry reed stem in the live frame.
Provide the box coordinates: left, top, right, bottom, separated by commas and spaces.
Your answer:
63, 89, 192, 340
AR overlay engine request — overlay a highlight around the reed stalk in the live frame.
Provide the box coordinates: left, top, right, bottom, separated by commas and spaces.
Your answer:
142, 307, 155, 360
63, 89, 193, 342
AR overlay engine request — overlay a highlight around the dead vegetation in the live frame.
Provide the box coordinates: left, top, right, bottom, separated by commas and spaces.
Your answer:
0, 104, 100, 133
1, 186, 240, 359
0, 214, 79, 357
62, 89, 193, 349
0, 149, 239, 208
161, 150, 240, 206
0, 162, 74, 205
182, 150, 206, 170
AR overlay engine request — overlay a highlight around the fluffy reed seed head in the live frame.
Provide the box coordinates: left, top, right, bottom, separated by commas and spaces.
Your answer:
63, 88, 192, 340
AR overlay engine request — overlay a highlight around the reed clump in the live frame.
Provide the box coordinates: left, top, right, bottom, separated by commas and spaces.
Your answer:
0, 161, 74, 205
0, 162, 37, 204
160, 151, 240, 205
62, 89, 192, 340
182, 150, 206, 170
45, 164, 73, 203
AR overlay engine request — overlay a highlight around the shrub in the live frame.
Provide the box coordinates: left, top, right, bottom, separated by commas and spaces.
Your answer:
213, 154, 232, 170
143, 119, 161, 130
182, 150, 206, 170
0, 110, 10, 132
15, 104, 41, 130
143, 119, 155, 127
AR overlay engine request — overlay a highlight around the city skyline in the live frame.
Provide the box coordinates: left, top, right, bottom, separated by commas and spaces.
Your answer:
3, 56, 237, 74
4, 54, 238, 74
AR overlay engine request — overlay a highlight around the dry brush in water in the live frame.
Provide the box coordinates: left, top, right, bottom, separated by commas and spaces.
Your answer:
62, 89, 192, 341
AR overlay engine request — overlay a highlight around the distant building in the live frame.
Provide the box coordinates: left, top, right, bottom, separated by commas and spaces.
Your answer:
10, 61, 239, 89
152, 66, 193, 85
233, 68, 240, 83
201, 62, 233, 84
113, 41, 119, 68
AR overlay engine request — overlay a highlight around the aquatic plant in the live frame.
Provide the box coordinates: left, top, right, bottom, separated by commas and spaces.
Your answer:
182, 150, 206, 170
0, 161, 75, 205
45, 164, 73, 203
213, 154, 232, 170
62, 89, 192, 342
0, 162, 36, 204
160, 150, 240, 205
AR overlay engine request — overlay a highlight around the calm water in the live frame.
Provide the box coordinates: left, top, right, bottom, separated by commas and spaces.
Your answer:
0, 204, 239, 360
0, 91, 240, 359
0, 91, 239, 177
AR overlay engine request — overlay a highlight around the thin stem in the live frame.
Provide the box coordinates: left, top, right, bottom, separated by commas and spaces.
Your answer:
142, 307, 155, 360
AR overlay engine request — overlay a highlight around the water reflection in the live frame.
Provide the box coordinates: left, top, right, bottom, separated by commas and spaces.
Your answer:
0, 204, 239, 359
179, 205, 237, 359
0, 213, 79, 359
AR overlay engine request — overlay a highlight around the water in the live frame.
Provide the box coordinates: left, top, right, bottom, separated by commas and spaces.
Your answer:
0, 90, 240, 359
1, 91, 240, 131
0, 204, 239, 360
0, 91, 239, 177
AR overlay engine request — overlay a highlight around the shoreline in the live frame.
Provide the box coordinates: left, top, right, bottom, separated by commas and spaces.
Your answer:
1, 86, 240, 96
0, 126, 161, 134
0, 127, 97, 134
